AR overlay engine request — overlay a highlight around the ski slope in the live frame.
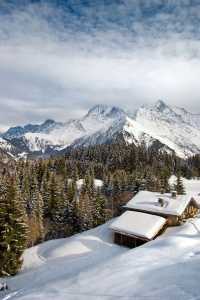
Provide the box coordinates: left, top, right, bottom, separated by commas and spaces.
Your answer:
1, 179, 200, 300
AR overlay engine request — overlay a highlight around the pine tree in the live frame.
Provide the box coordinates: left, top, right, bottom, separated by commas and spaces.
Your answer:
41, 171, 50, 218
34, 192, 45, 242
66, 180, 80, 233
176, 174, 186, 195
0, 177, 27, 276
78, 189, 94, 231
48, 174, 60, 220
47, 174, 68, 238
93, 189, 106, 226
160, 169, 170, 194
28, 172, 39, 216
21, 171, 31, 214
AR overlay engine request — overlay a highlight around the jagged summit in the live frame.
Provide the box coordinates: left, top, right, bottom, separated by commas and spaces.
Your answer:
138, 100, 170, 113
42, 119, 56, 126
153, 99, 169, 111
85, 104, 126, 120
2, 119, 59, 140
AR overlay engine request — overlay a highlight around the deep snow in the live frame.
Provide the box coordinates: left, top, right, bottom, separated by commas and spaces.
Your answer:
1, 178, 200, 300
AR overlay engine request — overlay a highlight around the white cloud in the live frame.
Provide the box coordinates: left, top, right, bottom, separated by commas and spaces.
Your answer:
0, 0, 200, 127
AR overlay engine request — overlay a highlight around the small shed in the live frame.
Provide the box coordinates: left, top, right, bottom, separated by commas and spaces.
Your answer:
110, 211, 166, 248
124, 191, 199, 225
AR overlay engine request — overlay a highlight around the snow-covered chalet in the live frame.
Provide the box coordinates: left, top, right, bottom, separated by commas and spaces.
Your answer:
110, 190, 200, 248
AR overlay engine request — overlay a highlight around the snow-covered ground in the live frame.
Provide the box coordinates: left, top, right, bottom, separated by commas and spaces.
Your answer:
1, 178, 200, 300
169, 175, 200, 193
76, 178, 103, 190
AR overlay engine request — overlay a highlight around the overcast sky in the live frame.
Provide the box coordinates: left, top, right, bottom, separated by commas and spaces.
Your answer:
0, 0, 200, 129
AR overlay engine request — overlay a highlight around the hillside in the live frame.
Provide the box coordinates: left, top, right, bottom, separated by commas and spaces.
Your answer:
1, 178, 200, 300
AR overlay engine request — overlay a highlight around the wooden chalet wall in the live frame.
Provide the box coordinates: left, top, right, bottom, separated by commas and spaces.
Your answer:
114, 232, 147, 248
167, 200, 199, 226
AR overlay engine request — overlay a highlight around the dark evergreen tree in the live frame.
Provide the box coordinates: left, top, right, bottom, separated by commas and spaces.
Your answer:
175, 174, 186, 195
0, 177, 27, 276
34, 192, 45, 242
160, 169, 170, 194
93, 189, 106, 226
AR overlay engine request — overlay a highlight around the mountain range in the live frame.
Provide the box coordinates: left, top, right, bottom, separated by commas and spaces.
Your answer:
1, 100, 200, 159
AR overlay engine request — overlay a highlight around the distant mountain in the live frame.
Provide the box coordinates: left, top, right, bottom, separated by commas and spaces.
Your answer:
1, 104, 127, 156
3, 119, 61, 140
1, 100, 200, 158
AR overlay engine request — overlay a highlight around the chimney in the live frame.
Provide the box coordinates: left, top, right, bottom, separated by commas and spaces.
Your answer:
171, 191, 177, 198
158, 198, 165, 207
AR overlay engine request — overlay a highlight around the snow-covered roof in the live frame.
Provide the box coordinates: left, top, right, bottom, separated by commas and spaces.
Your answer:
110, 211, 166, 240
191, 194, 200, 208
125, 191, 193, 216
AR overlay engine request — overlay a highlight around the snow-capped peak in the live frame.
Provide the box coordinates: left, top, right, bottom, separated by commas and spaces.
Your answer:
39, 119, 57, 130
2, 101, 200, 158
132, 100, 200, 157
2, 119, 60, 140
84, 104, 126, 120
153, 99, 170, 112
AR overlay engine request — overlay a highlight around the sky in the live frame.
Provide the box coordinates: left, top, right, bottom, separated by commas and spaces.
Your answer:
1, 0, 200, 129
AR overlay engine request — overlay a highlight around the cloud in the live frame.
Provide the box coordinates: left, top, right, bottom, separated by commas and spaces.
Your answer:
0, 0, 200, 128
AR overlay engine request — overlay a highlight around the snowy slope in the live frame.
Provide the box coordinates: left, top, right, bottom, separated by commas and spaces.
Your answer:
1, 221, 127, 300
6, 120, 86, 154
134, 100, 200, 157
0, 137, 19, 158
173, 106, 200, 130
2, 179, 200, 300
123, 116, 161, 147
2, 119, 60, 140
0, 137, 13, 153
23, 120, 85, 153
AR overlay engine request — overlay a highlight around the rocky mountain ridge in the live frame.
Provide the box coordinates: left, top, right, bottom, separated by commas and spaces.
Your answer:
1, 100, 200, 159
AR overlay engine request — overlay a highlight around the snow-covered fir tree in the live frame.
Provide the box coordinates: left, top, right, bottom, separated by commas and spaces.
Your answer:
175, 174, 186, 195
0, 176, 27, 276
